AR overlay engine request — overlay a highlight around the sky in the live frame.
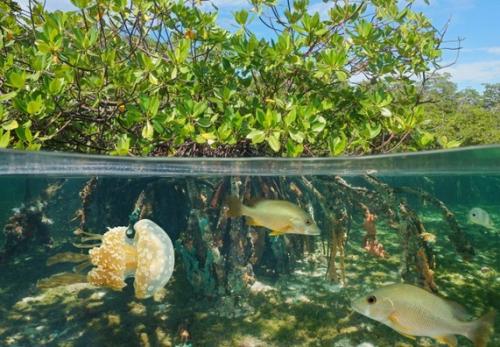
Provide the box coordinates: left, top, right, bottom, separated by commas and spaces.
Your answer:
17, 0, 500, 91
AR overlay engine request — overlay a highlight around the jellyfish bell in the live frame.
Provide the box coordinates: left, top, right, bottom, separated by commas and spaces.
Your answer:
134, 219, 175, 298
42, 219, 175, 300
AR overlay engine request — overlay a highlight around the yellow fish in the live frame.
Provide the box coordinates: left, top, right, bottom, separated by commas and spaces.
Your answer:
225, 196, 320, 236
351, 283, 495, 347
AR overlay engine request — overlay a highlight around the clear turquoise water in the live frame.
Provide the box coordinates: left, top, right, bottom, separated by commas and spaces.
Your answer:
0, 146, 498, 347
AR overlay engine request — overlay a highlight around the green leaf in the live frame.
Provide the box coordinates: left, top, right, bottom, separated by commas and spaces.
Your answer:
113, 135, 130, 156
267, 132, 281, 152
2, 119, 18, 131
174, 39, 190, 63
70, 0, 91, 9
0, 130, 10, 148
16, 123, 33, 142
419, 131, 434, 147
284, 108, 297, 126
311, 116, 326, 133
366, 123, 382, 139
356, 20, 373, 38
148, 73, 159, 85
217, 122, 232, 141
26, 97, 44, 115
289, 130, 304, 143
335, 70, 348, 82
140, 96, 160, 117
35, 41, 52, 54
263, 109, 281, 128
192, 101, 208, 117
235, 10, 249, 25
439, 136, 461, 149
27, 143, 41, 151
329, 135, 347, 156
142, 120, 154, 140
246, 129, 266, 144
7, 71, 26, 90
286, 139, 303, 157
49, 78, 65, 95
256, 109, 266, 127
0, 92, 17, 102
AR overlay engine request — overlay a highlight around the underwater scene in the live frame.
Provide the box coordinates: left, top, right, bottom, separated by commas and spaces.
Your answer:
0, 147, 499, 347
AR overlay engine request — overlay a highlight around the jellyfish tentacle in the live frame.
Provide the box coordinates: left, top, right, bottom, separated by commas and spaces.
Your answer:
81, 235, 104, 242
73, 260, 92, 274
46, 251, 90, 266
73, 242, 101, 249
36, 272, 88, 289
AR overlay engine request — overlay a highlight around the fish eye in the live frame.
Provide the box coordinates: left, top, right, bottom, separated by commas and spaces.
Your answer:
367, 295, 377, 304
305, 219, 312, 225
472, 213, 476, 217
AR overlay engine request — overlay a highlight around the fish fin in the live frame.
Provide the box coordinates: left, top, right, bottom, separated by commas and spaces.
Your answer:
466, 310, 496, 347
245, 217, 259, 226
435, 335, 457, 347
269, 230, 286, 236
388, 312, 413, 338
225, 196, 243, 217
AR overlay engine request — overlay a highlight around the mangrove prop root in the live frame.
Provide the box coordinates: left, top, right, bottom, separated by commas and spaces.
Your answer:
361, 175, 439, 289
332, 176, 398, 224
1, 182, 56, 261
361, 204, 388, 258
327, 209, 348, 284
41, 180, 65, 201
394, 186, 475, 259
133, 185, 155, 220
417, 247, 437, 292
209, 179, 228, 209
78, 177, 98, 231
399, 202, 437, 292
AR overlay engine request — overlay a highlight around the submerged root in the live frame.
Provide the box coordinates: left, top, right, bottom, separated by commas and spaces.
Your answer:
46, 252, 89, 266
327, 211, 348, 284
417, 248, 437, 292
361, 204, 388, 258
36, 272, 88, 289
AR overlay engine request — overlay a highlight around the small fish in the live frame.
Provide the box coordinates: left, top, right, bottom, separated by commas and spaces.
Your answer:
351, 283, 495, 347
41, 215, 54, 225
225, 196, 320, 236
468, 207, 495, 230
420, 232, 436, 243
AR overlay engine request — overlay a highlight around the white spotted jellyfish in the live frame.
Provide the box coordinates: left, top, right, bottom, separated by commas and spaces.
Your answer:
41, 219, 175, 299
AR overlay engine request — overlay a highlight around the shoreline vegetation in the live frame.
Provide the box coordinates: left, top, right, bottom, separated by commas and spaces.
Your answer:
2, 0, 497, 158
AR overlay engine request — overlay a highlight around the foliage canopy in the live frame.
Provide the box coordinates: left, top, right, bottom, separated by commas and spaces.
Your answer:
1, 0, 450, 156
422, 74, 500, 147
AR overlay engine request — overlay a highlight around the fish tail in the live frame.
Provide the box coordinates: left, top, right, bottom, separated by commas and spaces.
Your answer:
466, 310, 495, 347
225, 196, 243, 217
